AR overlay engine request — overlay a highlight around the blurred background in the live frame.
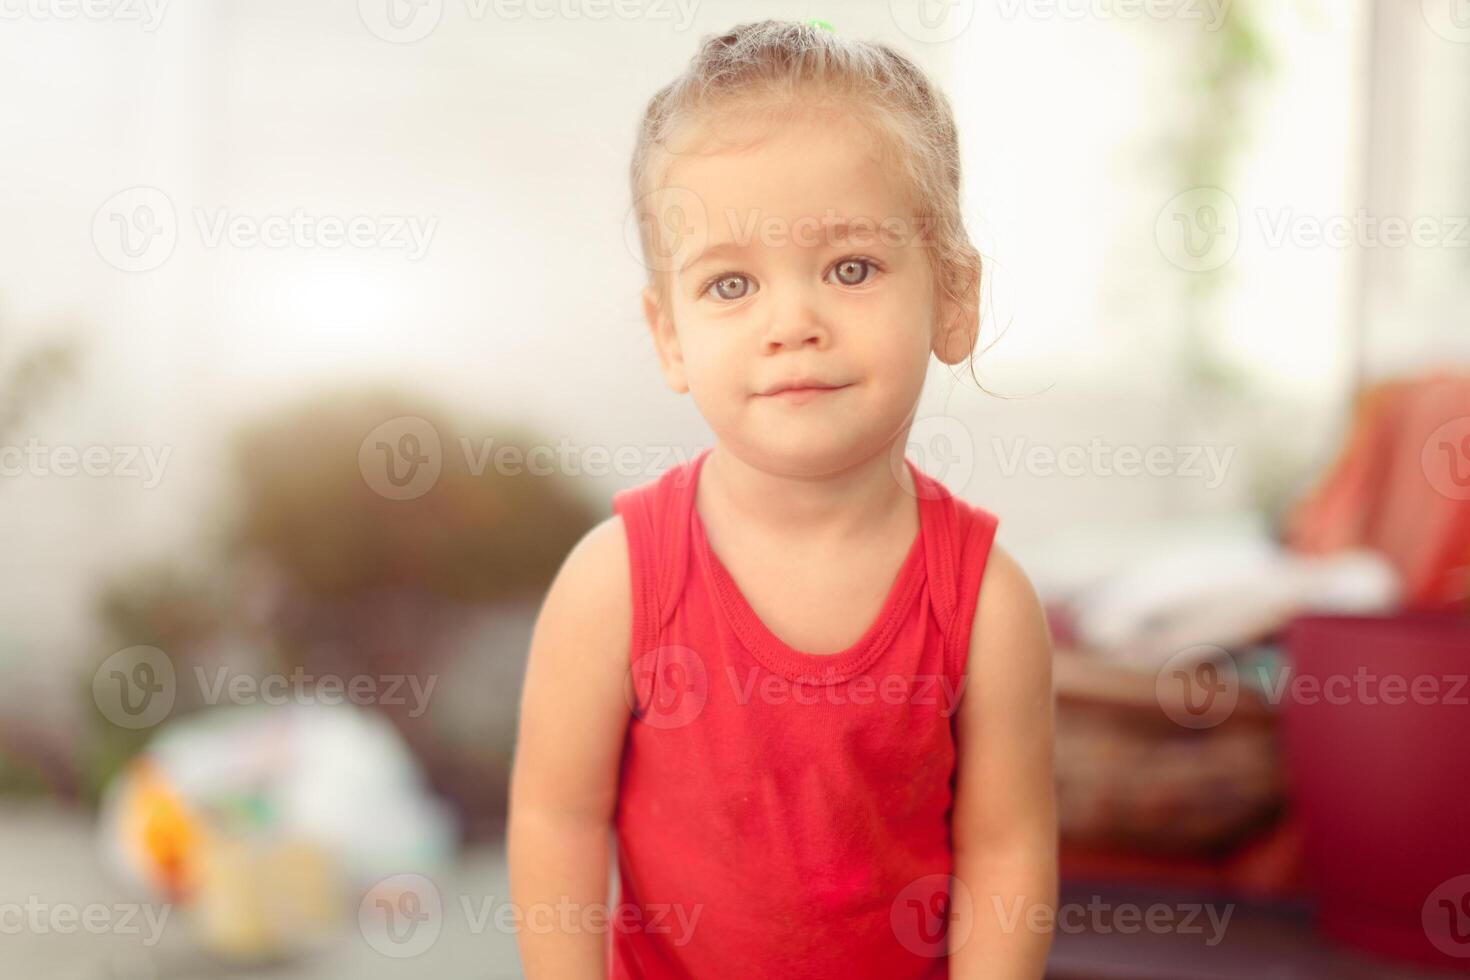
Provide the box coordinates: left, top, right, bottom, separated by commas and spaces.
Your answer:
1, 0, 1468, 977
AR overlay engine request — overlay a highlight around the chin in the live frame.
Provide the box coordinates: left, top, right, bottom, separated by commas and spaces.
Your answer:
735, 436, 879, 475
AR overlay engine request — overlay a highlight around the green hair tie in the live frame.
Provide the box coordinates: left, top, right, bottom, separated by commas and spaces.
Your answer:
806, 18, 835, 33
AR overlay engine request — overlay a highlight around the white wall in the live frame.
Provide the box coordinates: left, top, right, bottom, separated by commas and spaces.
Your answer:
0, 0, 1376, 695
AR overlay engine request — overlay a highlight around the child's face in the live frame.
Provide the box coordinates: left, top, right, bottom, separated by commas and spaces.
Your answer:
642, 110, 972, 474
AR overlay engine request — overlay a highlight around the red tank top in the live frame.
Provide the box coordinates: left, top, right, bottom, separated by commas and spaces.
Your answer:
608, 446, 999, 979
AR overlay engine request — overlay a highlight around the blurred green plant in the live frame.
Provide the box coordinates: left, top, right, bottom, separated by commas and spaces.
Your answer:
1170, 0, 1277, 397
0, 319, 83, 801
0, 329, 81, 446
84, 387, 599, 830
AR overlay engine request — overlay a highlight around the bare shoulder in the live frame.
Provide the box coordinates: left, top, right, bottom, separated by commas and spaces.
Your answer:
952, 542, 1057, 852
556, 513, 632, 603
531, 513, 633, 677
512, 514, 635, 820
970, 544, 1050, 656
960, 543, 1054, 709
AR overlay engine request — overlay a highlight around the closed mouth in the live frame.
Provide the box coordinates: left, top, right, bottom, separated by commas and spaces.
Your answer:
760, 382, 852, 397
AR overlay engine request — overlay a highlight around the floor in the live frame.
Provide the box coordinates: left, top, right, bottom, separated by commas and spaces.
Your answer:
2, 802, 1462, 979
1047, 880, 1466, 979
0, 802, 523, 979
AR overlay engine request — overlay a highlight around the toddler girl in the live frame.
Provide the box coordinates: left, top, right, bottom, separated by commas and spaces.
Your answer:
510, 19, 1056, 979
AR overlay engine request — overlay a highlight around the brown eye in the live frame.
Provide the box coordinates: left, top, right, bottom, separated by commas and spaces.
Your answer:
830, 258, 874, 286
707, 274, 753, 301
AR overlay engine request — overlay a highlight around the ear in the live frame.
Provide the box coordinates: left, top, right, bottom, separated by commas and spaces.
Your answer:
641, 284, 690, 394
931, 264, 980, 367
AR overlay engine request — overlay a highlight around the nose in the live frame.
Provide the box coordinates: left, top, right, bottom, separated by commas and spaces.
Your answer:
762, 283, 830, 352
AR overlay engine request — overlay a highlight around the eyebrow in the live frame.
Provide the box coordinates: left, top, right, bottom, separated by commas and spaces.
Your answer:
683, 240, 747, 273
683, 218, 899, 274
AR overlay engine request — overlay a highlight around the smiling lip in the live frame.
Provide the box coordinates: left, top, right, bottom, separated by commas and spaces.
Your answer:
761, 383, 851, 404
761, 377, 850, 395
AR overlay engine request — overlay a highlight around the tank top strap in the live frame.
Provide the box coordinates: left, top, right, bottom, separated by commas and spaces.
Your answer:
910, 464, 1001, 689
610, 448, 708, 662
613, 450, 998, 694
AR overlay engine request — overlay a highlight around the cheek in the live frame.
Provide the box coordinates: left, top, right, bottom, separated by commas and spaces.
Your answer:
671, 322, 745, 411
678, 330, 734, 387
864, 292, 936, 366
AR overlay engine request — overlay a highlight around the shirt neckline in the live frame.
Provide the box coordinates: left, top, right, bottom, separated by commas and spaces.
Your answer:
685, 447, 932, 686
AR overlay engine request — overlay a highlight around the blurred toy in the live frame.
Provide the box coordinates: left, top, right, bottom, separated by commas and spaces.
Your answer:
97, 702, 457, 962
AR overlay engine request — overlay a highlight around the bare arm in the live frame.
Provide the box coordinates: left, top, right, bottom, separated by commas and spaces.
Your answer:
949, 545, 1058, 979
508, 515, 634, 979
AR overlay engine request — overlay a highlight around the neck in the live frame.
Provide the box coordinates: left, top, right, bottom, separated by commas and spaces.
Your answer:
697, 436, 918, 548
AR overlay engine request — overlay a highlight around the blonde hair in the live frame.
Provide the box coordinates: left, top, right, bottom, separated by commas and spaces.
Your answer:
629, 19, 982, 357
